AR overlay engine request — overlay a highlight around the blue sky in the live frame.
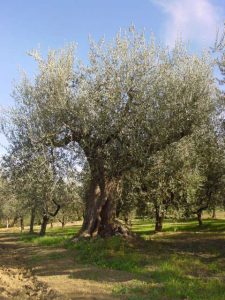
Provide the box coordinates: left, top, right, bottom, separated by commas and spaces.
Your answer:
0, 0, 225, 153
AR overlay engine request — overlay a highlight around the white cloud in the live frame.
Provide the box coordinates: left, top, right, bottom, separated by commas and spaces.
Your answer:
152, 0, 224, 47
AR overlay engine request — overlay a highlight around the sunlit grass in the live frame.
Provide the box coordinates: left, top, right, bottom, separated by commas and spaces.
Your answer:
21, 225, 80, 246
131, 218, 225, 238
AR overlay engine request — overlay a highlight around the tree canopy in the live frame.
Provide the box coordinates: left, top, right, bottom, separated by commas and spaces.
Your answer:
1, 27, 224, 237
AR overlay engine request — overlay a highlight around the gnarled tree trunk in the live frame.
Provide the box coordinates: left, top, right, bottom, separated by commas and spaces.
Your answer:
78, 164, 126, 238
98, 180, 118, 237
39, 197, 60, 236
78, 175, 101, 237
195, 204, 208, 227
79, 179, 119, 237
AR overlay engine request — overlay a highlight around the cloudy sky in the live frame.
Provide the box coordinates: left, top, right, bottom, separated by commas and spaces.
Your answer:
0, 0, 224, 152
152, 0, 224, 46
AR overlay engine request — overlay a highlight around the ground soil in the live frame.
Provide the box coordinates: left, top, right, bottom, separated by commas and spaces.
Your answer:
1, 219, 224, 300
0, 231, 60, 299
0, 229, 133, 299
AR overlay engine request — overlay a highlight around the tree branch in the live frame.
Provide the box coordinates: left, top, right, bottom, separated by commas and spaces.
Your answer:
49, 198, 61, 217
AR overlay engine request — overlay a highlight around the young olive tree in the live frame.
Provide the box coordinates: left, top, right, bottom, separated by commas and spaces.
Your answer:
7, 28, 215, 238
183, 128, 225, 225
1, 148, 60, 235
2, 151, 40, 233
2, 104, 83, 235
0, 177, 17, 228
57, 180, 83, 228
135, 141, 187, 232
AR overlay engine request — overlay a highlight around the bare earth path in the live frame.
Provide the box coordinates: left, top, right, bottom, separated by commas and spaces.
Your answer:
0, 232, 61, 299
0, 225, 225, 300
0, 230, 132, 299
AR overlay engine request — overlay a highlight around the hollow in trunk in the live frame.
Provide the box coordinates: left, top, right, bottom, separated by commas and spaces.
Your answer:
78, 174, 127, 238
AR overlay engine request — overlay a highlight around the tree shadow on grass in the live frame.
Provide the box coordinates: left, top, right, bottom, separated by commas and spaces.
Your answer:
0, 228, 224, 294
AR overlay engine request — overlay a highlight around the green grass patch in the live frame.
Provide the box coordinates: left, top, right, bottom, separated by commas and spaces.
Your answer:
19, 219, 225, 300
114, 278, 225, 300
20, 225, 80, 246
113, 254, 225, 300
67, 236, 147, 273
131, 218, 225, 238
21, 233, 68, 246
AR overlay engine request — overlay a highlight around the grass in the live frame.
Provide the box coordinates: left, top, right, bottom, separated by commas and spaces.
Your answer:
20, 218, 225, 300
132, 218, 225, 238
21, 225, 80, 246
67, 236, 147, 273
113, 277, 225, 300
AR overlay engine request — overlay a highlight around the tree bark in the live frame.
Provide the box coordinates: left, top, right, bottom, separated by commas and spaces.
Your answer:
20, 217, 24, 232
29, 208, 36, 234
39, 198, 60, 236
10, 216, 18, 227
78, 168, 124, 238
98, 182, 117, 237
212, 208, 216, 219
61, 216, 65, 228
195, 205, 208, 226
197, 211, 203, 226
39, 215, 49, 236
155, 209, 164, 232
78, 175, 101, 237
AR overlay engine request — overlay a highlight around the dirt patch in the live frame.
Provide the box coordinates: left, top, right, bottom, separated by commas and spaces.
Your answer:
29, 247, 133, 299
0, 267, 57, 299
0, 227, 224, 299
0, 232, 61, 299
0, 230, 125, 299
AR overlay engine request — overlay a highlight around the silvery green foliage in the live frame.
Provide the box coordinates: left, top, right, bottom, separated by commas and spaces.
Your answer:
182, 127, 225, 215
0, 177, 18, 223
10, 28, 216, 178
1, 27, 221, 234
214, 23, 225, 87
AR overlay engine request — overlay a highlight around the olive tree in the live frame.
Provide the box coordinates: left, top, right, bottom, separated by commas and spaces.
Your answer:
0, 178, 17, 228
138, 143, 187, 232
57, 180, 83, 228
7, 28, 215, 238
183, 128, 225, 225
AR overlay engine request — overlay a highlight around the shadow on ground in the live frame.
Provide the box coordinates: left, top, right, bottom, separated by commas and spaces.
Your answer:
0, 227, 225, 300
